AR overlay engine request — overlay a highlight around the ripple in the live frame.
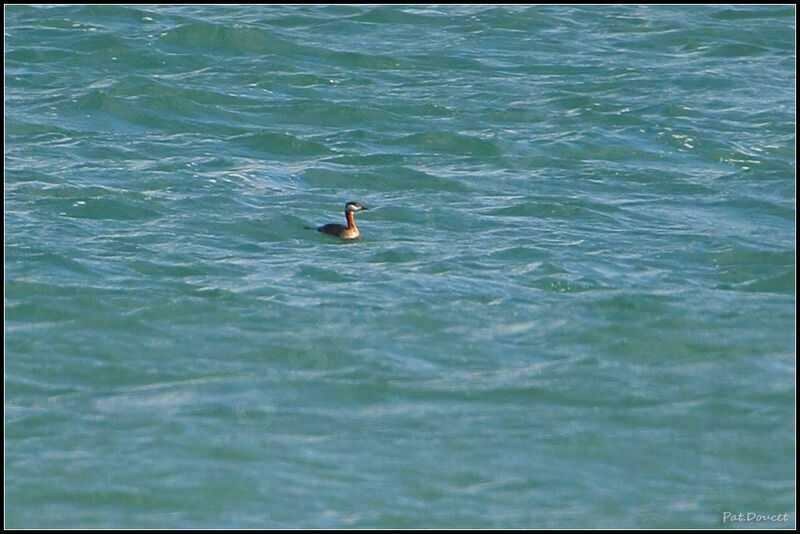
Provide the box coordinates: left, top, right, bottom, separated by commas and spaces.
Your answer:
234, 131, 331, 156
398, 132, 502, 156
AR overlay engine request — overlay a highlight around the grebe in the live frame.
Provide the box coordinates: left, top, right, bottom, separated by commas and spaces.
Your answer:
317, 202, 368, 239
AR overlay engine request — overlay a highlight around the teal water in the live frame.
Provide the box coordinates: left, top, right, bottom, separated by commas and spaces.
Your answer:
4, 5, 795, 529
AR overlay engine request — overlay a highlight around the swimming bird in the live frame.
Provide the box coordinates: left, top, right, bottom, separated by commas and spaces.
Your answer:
317, 202, 368, 239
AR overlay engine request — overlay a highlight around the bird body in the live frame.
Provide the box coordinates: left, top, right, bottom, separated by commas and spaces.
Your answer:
317, 202, 367, 239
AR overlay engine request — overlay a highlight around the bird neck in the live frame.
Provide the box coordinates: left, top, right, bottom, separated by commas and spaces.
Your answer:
345, 210, 357, 230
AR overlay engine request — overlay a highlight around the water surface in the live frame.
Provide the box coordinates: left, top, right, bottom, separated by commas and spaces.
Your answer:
5, 5, 795, 529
